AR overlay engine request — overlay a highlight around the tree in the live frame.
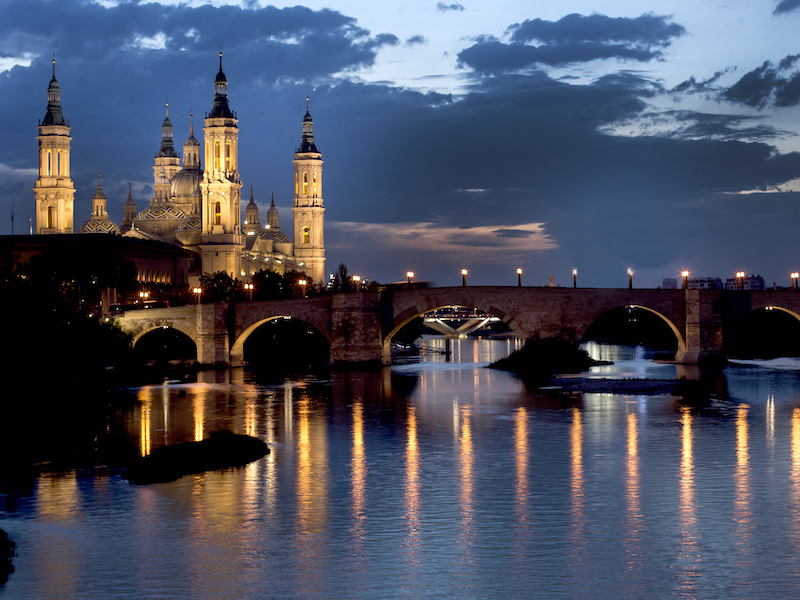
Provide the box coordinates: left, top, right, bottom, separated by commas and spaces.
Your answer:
199, 271, 240, 304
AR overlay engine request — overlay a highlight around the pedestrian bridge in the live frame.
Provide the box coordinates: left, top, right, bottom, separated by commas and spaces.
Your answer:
115, 286, 800, 366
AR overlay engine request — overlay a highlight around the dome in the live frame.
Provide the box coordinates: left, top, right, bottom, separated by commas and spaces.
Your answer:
178, 215, 202, 231
78, 218, 120, 235
136, 206, 186, 221
171, 169, 202, 198
258, 227, 291, 244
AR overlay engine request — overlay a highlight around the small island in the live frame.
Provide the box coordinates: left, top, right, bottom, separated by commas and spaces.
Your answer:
488, 337, 598, 385
123, 430, 270, 485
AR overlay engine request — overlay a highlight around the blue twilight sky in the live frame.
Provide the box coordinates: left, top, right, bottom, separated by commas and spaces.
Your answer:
1, 0, 800, 288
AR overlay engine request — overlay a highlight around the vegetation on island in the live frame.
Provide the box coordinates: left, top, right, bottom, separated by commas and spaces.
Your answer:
488, 336, 597, 384
123, 430, 270, 484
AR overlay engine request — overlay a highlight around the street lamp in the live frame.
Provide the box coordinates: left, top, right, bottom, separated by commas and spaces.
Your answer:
736, 271, 745, 290
244, 282, 253, 301
627, 268, 634, 290
681, 270, 689, 290
517, 268, 522, 287
352, 275, 361, 291
573, 268, 577, 289
792, 272, 799, 291
299, 279, 307, 297
407, 271, 414, 288
193, 287, 202, 304
139, 290, 149, 304
461, 269, 468, 287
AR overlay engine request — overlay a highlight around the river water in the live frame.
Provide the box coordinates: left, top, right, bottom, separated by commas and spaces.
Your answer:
3, 337, 800, 599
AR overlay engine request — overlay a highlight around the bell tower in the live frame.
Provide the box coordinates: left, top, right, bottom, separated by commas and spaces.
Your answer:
292, 97, 325, 285
199, 52, 244, 277
34, 57, 75, 234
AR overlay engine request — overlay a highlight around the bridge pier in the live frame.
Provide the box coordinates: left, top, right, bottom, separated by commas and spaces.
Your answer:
675, 289, 724, 364
195, 304, 231, 366
330, 292, 384, 365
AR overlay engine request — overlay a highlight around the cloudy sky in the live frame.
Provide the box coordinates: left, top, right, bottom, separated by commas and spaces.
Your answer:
2, 0, 800, 288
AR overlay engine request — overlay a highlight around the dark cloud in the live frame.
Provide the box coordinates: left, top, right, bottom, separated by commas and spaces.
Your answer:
437, 3, 465, 12
671, 68, 735, 96
492, 229, 535, 238
406, 35, 428, 46
458, 13, 685, 74
509, 13, 685, 47
719, 57, 800, 108
774, 0, 800, 14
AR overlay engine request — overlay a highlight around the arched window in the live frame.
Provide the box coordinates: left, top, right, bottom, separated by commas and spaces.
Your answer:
47, 206, 53, 229
303, 227, 310, 244
225, 141, 231, 171
47, 150, 52, 177
303, 173, 308, 195
313, 173, 317, 195
295, 172, 299, 195
215, 141, 221, 170
214, 202, 221, 225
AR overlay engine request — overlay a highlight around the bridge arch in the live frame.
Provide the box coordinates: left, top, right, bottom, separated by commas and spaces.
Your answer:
133, 325, 198, 361
581, 304, 687, 354
724, 304, 800, 358
230, 314, 332, 367
383, 295, 530, 364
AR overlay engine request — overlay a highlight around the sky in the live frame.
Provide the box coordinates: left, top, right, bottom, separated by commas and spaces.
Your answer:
2, 0, 800, 288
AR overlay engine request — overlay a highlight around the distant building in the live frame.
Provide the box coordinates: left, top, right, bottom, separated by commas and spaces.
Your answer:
724, 275, 765, 291
688, 277, 723, 290
662, 278, 677, 289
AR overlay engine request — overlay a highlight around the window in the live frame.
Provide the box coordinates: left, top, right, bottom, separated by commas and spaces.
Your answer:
214, 202, 221, 225
47, 150, 51, 176
215, 141, 221, 170
295, 172, 299, 195
313, 173, 317, 195
225, 141, 231, 171
303, 227, 310, 244
47, 206, 53, 229
303, 173, 308, 195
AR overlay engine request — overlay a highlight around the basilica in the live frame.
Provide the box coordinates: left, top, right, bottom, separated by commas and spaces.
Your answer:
32, 55, 326, 286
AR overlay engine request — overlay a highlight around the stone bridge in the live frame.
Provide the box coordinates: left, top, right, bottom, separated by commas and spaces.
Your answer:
115, 286, 800, 366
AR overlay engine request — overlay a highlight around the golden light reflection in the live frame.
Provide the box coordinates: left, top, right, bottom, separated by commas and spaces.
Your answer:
193, 386, 205, 442
514, 407, 530, 525
677, 407, 700, 595
569, 407, 585, 559
140, 387, 152, 456
404, 404, 421, 562
351, 401, 367, 541
733, 404, 753, 574
458, 408, 475, 558
791, 408, 800, 549
35, 471, 79, 521
623, 412, 642, 575
244, 392, 257, 438
296, 395, 328, 538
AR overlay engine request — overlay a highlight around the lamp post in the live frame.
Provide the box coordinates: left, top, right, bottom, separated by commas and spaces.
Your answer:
352, 275, 361, 291
299, 279, 307, 298
573, 268, 577, 288
517, 268, 522, 287
407, 271, 414, 288
139, 290, 149, 304
681, 270, 689, 290
244, 282, 253, 301
736, 271, 745, 290
461, 269, 468, 287
792, 272, 799, 291
193, 287, 202, 304
627, 268, 634, 290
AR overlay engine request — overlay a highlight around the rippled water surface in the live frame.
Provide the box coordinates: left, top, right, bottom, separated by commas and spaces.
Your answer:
3, 339, 800, 599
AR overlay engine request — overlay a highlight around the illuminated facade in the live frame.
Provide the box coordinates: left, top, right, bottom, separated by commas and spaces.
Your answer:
34, 58, 75, 235
37, 55, 326, 285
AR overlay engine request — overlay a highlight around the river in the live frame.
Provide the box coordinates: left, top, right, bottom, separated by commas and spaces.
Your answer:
2, 337, 800, 598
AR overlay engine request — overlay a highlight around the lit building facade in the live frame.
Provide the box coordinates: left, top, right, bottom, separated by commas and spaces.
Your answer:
34, 55, 326, 286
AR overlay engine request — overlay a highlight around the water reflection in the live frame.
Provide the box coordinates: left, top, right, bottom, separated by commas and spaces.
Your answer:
10, 341, 800, 599
677, 406, 700, 594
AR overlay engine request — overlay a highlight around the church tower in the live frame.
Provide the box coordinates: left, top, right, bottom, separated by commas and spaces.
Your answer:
292, 97, 325, 285
153, 101, 180, 183
199, 52, 243, 277
34, 57, 75, 234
